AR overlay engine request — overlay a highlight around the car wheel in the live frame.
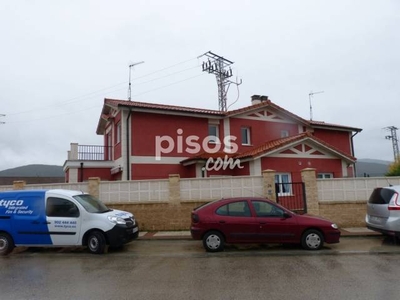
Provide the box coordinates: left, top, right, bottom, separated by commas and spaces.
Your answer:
0, 232, 14, 256
87, 231, 106, 254
203, 231, 224, 252
301, 229, 324, 250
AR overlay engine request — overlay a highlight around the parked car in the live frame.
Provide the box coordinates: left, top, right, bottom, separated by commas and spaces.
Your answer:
366, 185, 400, 238
190, 197, 340, 252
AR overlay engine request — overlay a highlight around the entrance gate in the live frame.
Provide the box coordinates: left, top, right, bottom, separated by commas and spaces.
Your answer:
275, 182, 307, 214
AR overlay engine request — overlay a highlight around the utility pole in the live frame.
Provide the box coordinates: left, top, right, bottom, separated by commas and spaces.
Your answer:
385, 126, 400, 161
308, 91, 324, 121
128, 61, 144, 101
0, 114, 5, 125
198, 51, 242, 111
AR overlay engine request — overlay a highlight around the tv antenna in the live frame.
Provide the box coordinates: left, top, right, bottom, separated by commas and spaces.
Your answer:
0, 114, 5, 125
128, 61, 144, 101
308, 90, 324, 121
384, 126, 399, 161
198, 51, 242, 111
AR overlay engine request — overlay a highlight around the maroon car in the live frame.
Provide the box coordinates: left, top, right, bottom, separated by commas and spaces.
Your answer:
191, 197, 340, 252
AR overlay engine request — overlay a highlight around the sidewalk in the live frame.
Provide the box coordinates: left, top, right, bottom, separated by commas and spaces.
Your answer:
138, 227, 381, 240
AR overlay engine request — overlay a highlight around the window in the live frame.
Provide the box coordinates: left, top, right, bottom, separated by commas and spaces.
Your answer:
251, 201, 284, 217
281, 130, 289, 138
46, 197, 79, 218
317, 173, 333, 179
216, 201, 251, 217
116, 122, 121, 144
241, 127, 251, 145
208, 125, 219, 143
275, 173, 292, 196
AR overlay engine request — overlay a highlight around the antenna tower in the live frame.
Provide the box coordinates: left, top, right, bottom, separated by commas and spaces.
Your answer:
308, 91, 324, 121
199, 51, 242, 111
128, 61, 144, 101
385, 126, 400, 161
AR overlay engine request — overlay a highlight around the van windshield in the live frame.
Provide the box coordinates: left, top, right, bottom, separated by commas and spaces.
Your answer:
73, 194, 112, 213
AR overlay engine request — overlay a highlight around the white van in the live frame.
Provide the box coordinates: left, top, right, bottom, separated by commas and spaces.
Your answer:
0, 189, 139, 255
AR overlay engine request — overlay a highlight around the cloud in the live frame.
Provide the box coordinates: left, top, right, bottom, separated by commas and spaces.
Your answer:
0, 0, 399, 171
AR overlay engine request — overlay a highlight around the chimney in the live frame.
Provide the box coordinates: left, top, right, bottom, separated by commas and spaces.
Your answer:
251, 95, 269, 105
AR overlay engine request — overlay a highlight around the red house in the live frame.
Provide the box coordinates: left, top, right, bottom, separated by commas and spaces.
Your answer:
64, 95, 362, 183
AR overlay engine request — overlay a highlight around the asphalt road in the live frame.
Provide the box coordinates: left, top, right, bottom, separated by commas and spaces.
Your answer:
1, 237, 400, 300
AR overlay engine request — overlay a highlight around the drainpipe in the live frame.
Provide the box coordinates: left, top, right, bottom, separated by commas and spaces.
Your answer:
351, 131, 360, 177
80, 162, 84, 182
126, 110, 133, 180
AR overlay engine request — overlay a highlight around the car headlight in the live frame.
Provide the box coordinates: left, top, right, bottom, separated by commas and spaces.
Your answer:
107, 216, 126, 225
331, 223, 338, 229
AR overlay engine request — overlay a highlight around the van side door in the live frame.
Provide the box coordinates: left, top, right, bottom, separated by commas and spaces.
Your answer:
46, 197, 82, 246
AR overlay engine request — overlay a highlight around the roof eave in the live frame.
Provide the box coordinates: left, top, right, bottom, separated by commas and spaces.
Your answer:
96, 101, 115, 135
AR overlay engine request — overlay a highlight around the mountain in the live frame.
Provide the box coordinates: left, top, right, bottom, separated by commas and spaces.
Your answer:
355, 159, 391, 177
0, 164, 64, 177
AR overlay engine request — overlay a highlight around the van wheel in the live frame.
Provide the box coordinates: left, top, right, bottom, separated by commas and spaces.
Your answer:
203, 231, 224, 252
87, 231, 106, 254
0, 233, 14, 256
301, 229, 324, 250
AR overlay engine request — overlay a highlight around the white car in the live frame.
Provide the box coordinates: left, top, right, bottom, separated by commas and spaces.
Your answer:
366, 185, 400, 238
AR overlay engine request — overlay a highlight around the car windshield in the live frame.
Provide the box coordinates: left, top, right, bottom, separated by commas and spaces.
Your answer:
73, 194, 111, 213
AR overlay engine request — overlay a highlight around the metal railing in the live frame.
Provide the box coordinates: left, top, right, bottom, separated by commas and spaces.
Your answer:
77, 145, 112, 161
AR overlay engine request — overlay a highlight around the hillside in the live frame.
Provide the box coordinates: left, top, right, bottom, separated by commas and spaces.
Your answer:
0, 164, 64, 177
355, 159, 391, 177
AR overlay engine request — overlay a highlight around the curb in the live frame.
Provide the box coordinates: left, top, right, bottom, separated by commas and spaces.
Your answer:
137, 229, 383, 240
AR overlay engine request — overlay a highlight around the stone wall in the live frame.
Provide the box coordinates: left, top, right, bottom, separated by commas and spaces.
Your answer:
109, 201, 208, 231
319, 201, 367, 227
9, 171, 389, 230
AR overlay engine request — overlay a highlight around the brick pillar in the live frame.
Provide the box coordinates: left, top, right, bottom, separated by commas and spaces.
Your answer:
88, 177, 100, 198
13, 181, 26, 190
301, 168, 319, 215
262, 169, 276, 202
168, 174, 181, 205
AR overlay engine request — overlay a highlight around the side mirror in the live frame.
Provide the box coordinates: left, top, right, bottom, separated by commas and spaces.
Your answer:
283, 212, 292, 219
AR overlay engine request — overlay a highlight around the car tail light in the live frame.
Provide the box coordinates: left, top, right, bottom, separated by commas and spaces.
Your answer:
388, 192, 400, 210
192, 213, 199, 223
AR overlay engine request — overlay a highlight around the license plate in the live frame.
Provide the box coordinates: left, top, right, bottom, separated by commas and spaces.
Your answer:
132, 227, 138, 233
370, 216, 383, 223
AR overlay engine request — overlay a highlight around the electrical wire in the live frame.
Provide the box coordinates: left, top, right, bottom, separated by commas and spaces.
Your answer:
227, 78, 241, 110
6, 56, 200, 116
131, 73, 206, 97
6, 105, 101, 124
6, 73, 207, 124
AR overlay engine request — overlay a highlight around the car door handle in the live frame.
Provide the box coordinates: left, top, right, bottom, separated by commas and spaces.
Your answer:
31, 221, 40, 224
259, 222, 266, 225
219, 220, 226, 224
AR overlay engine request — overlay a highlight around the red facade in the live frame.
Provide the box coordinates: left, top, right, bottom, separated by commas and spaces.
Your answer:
64, 95, 362, 182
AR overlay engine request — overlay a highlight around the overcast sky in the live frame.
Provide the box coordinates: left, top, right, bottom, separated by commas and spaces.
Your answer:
1, 0, 399, 171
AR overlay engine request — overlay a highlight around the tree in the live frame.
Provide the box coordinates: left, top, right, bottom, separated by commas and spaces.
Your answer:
386, 160, 400, 176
